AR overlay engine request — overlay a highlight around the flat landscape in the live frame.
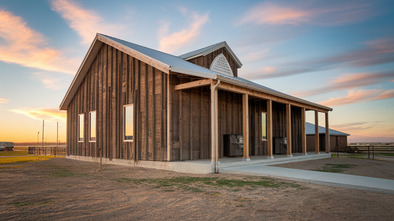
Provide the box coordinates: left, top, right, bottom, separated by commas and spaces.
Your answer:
1, 154, 394, 220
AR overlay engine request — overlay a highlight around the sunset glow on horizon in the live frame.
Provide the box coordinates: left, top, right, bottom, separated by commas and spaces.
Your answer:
0, 0, 393, 143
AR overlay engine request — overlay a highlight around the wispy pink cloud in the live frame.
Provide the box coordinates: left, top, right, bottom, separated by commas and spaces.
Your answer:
0, 98, 9, 104
52, 0, 125, 45
239, 1, 375, 26
10, 108, 66, 122
0, 10, 77, 74
239, 2, 309, 25
249, 37, 394, 80
320, 89, 394, 107
293, 71, 394, 97
158, 8, 209, 53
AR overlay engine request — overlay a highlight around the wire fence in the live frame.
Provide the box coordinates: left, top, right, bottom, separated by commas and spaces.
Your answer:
28, 146, 66, 157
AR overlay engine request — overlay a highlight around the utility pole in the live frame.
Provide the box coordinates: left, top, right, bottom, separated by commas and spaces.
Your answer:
36, 131, 39, 155
42, 120, 45, 155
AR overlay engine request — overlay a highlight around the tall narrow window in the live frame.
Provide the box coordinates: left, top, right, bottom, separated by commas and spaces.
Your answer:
79, 114, 84, 142
90, 111, 96, 142
262, 112, 267, 140
124, 105, 133, 141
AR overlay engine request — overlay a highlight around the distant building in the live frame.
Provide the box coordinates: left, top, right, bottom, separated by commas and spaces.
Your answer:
305, 123, 349, 152
0, 142, 14, 151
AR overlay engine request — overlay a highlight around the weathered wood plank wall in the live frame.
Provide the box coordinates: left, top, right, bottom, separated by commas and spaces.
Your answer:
67, 44, 168, 161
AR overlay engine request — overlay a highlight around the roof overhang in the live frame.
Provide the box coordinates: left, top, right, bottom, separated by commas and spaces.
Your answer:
60, 34, 172, 110
182, 42, 243, 68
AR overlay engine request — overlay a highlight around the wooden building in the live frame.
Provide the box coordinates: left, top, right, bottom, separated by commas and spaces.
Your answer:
305, 122, 349, 152
60, 34, 333, 173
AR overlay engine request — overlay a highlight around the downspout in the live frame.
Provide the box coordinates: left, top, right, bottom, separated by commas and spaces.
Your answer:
211, 79, 221, 173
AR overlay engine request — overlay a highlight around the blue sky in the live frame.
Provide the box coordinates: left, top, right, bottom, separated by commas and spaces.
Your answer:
0, 0, 393, 143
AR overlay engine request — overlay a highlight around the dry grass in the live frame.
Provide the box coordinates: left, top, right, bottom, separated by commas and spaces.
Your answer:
0, 151, 30, 156
0, 156, 63, 164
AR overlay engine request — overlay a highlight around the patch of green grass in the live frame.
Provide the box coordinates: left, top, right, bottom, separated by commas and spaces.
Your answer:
379, 153, 394, 156
113, 176, 299, 193
0, 151, 30, 156
47, 165, 74, 178
314, 164, 356, 173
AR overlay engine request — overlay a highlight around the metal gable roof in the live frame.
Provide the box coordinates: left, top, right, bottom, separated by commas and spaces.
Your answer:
178, 41, 243, 68
305, 122, 350, 136
60, 33, 332, 112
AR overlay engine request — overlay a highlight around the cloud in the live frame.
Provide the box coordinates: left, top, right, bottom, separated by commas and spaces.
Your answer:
250, 37, 394, 80
10, 108, 66, 122
0, 10, 78, 74
158, 9, 209, 53
51, 0, 124, 45
0, 98, 9, 104
331, 122, 373, 131
239, 2, 309, 25
33, 72, 70, 90
320, 89, 394, 107
293, 71, 394, 97
239, 1, 375, 26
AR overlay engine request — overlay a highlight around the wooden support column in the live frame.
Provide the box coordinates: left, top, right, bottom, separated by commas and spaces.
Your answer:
242, 93, 250, 161
301, 108, 307, 155
210, 80, 220, 173
267, 100, 273, 158
166, 75, 172, 161
315, 111, 319, 154
286, 104, 292, 157
325, 112, 330, 153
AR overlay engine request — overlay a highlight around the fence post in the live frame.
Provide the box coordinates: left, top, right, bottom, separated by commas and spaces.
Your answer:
368, 146, 370, 159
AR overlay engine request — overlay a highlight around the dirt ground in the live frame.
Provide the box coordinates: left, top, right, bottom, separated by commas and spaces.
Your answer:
274, 155, 394, 180
1, 158, 394, 221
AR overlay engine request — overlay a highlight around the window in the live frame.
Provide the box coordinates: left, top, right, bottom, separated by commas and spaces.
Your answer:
90, 111, 96, 142
79, 114, 84, 142
261, 112, 267, 140
124, 105, 133, 141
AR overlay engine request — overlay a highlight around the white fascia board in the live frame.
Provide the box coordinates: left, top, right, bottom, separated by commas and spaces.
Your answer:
170, 67, 217, 79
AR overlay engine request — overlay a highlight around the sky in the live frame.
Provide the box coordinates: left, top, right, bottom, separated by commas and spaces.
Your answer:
0, 0, 393, 143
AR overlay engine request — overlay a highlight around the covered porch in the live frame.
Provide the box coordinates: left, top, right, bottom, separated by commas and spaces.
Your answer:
170, 78, 332, 173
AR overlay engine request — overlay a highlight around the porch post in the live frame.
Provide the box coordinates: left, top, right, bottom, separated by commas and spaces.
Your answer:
301, 107, 307, 155
325, 112, 330, 153
315, 110, 319, 154
242, 93, 250, 161
286, 104, 292, 157
167, 74, 172, 161
210, 80, 220, 173
267, 100, 273, 158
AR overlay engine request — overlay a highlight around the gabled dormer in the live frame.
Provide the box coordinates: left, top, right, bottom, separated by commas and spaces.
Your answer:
179, 41, 242, 77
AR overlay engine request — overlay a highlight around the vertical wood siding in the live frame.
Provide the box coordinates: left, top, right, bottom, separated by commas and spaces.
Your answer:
67, 44, 167, 161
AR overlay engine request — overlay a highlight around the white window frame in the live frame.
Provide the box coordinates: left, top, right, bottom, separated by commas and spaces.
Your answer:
123, 104, 134, 142
89, 111, 96, 142
78, 113, 84, 142
261, 112, 267, 141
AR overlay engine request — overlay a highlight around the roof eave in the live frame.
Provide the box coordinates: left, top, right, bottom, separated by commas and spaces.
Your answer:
216, 75, 332, 112
183, 42, 243, 68
59, 35, 102, 110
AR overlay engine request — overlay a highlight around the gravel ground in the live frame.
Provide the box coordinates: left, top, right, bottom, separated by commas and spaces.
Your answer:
0, 158, 393, 220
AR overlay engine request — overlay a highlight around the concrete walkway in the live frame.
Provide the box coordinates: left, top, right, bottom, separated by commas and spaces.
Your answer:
222, 164, 394, 194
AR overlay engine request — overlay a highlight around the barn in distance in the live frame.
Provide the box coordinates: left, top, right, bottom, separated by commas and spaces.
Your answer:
60, 33, 333, 173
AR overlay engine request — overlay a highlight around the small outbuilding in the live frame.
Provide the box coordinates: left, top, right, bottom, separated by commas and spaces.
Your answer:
60, 34, 333, 173
305, 122, 349, 152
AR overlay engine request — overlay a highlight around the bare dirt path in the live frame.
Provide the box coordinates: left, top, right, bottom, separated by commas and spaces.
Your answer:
1, 158, 393, 220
